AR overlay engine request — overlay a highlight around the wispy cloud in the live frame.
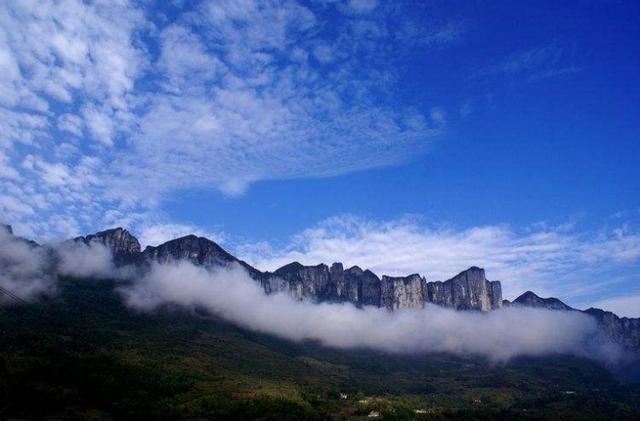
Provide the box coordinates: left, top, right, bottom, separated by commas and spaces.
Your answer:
475, 44, 580, 84
236, 215, 640, 306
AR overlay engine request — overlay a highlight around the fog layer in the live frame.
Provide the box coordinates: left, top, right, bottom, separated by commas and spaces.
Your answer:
0, 227, 53, 300
120, 261, 623, 363
0, 227, 118, 301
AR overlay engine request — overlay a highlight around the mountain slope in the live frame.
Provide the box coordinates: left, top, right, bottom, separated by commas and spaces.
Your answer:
512, 291, 640, 351
1, 275, 639, 420
3, 224, 639, 353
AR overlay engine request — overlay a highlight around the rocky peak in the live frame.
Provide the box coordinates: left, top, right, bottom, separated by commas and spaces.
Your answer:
513, 291, 573, 311
76, 227, 141, 261
330, 262, 344, 273
141, 234, 264, 278
380, 274, 425, 310
268, 261, 382, 305
273, 261, 310, 276
345, 265, 363, 275
143, 235, 234, 266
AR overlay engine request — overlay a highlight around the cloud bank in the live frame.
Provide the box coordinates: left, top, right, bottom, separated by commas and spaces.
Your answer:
0, 226, 118, 301
120, 261, 624, 364
0, 226, 53, 301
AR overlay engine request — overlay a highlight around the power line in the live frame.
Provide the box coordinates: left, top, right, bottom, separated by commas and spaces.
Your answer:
0, 285, 27, 305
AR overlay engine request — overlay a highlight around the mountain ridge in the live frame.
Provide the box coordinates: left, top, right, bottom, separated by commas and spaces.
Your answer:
3, 224, 639, 352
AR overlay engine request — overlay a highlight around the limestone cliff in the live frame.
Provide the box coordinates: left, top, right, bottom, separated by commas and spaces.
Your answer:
380, 274, 425, 310
426, 267, 502, 311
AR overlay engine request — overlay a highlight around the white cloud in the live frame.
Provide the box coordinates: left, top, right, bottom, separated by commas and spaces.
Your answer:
116, 0, 445, 202
237, 215, 640, 305
476, 44, 580, 84
0, 226, 53, 300
0, 0, 147, 145
342, 0, 379, 14
57, 113, 84, 137
54, 240, 116, 279
0, 0, 454, 240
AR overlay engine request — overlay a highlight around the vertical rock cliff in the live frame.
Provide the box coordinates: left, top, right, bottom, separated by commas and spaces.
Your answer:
426, 267, 502, 311
380, 274, 425, 310
267, 263, 502, 311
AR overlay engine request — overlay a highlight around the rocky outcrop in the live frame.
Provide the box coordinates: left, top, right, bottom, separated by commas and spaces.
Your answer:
584, 308, 640, 351
348, 266, 381, 307
513, 291, 574, 311
268, 262, 381, 305
426, 267, 502, 311
272, 262, 331, 300
381, 274, 425, 310
1, 224, 39, 248
75, 228, 140, 263
267, 263, 502, 311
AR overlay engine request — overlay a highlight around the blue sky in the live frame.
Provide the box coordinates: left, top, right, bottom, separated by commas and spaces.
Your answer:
0, 0, 639, 315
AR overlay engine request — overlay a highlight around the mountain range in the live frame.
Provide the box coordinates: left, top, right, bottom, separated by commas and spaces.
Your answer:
2, 224, 640, 419
2, 224, 640, 352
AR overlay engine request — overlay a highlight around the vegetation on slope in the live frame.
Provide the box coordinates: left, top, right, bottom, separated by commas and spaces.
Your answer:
1, 277, 639, 420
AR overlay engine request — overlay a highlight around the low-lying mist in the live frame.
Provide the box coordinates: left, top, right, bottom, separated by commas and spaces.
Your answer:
0, 227, 53, 300
119, 260, 626, 364
0, 227, 120, 301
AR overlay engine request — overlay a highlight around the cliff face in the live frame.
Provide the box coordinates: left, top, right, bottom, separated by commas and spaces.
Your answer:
268, 263, 502, 311
142, 235, 234, 267
426, 267, 502, 311
268, 262, 382, 306
70, 227, 503, 312
584, 308, 640, 351
380, 274, 425, 310
74, 228, 140, 264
